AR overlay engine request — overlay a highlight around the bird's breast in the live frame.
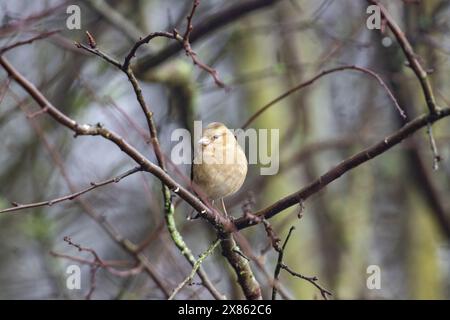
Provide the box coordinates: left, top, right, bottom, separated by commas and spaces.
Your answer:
193, 143, 247, 200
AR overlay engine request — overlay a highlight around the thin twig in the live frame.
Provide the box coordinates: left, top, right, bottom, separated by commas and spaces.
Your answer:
0, 167, 141, 214
241, 65, 405, 129
235, 107, 450, 230
426, 123, 441, 170
50, 251, 144, 277
0, 30, 59, 54
272, 226, 295, 300
85, 264, 100, 300
64, 236, 103, 299
2, 57, 171, 298
135, 0, 281, 71
75, 42, 122, 69
368, 0, 438, 115
281, 264, 332, 300
76, 30, 225, 299
62, 237, 143, 299
0, 55, 234, 232
83, 0, 145, 42
123, 31, 176, 70
183, 0, 199, 41
177, 0, 225, 88
168, 238, 221, 300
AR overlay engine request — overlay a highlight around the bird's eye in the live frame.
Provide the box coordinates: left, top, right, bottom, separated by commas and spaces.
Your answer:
213, 134, 220, 140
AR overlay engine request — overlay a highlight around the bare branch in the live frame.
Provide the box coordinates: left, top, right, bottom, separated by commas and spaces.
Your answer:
241, 65, 405, 129
0, 56, 234, 233
281, 264, 332, 300
75, 42, 122, 69
135, 0, 282, 71
0, 167, 141, 214
123, 31, 176, 71
220, 233, 262, 300
368, 0, 438, 114
0, 30, 59, 54
169, 238, 221, 300
60, 237, 143, 299
235, 108, 450, 230
426, 123, 441, 170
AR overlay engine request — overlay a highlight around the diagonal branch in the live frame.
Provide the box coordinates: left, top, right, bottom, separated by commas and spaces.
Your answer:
77, 30, 226, 299
368, 0, 438, 114
272, 226, 331, 300
135, 0, 282, 71
123, 31, 176, 71
220, 233, 262, 300
0, 30, 59, 54
168, 238, 221, 300
241, 65, 405, 129
272, 226, 295, 300
235, 107, 450, 230
0, 56, 233, 232
280, 264, 332, 300
0, 167, 141, 214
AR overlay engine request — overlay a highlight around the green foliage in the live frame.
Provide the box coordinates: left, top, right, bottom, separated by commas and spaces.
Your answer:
21, 213, 55, 242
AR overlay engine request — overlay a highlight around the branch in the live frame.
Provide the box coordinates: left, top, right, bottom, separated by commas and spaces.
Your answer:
5, 73, 170, 297
75, 42, 122, 69
426, 123, 441, 170
272, 226, 295, 300
5, 31, 226, 298
123, 31, 176, 71
176, 0, 225, 88
50, 251, 143, 277
169, 238, 221, 300
122, 1, 225, 87
82, 0, 145, 42
0, 167, 141, 214
61, 237, 143, 299
235, 107, 450, 229
280, 264, 332, 300
0, 30, 59, 54
220, 233, 262, 300
164, 186, 226, 300
135, 0, 282, 71
63, 236, 102, 299
0, 56, 234, 233
78, 30, 226, 299
271, 226, 331, 299
241, 65, 405, 129
368, 0, 438, 114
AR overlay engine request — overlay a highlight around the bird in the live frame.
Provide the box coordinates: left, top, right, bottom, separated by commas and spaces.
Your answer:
191, 122, 248, 218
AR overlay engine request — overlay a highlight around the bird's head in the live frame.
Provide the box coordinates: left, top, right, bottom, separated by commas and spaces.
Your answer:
197, 122, 235, 148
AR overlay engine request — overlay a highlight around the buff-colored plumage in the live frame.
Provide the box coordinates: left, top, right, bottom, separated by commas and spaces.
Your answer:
192, 122, 247, 201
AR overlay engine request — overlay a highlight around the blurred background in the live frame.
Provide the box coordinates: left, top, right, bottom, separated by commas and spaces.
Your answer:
0, 0, 449, 299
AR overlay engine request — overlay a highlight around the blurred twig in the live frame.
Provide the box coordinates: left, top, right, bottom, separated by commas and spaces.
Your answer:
0, 30, 59, 54
241, 64, 405, 129
0, 167, 141, 214
272, 226, 331, 300
82, 0, 145, 42
76, 23, 226, 299
272, 226, 294, 300
368, 0, 438, 115
280, 264, 332, 300
135, 0, 282, 71
426, 123, 441, 170
169, 238, 221, 300
235, 107, 450, 230
60, 237, 143, 299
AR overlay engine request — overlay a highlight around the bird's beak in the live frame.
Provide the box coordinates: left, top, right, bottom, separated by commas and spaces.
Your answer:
198, 137, 211, 146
